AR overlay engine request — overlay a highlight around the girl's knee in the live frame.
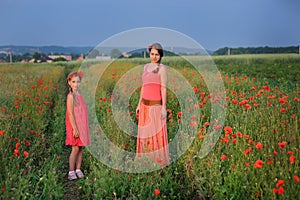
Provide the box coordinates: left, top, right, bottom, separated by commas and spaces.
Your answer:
72, 146, 80, 152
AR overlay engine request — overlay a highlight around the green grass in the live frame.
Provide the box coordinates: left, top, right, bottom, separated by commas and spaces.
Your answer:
0, 55, 299, 199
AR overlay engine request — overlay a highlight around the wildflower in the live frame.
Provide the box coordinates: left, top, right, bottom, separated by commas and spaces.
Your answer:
16, 142, 21, 149
280, 108, 287, 113
289, 155, 295, 164
0, 130, 3, 136
267, 158, 273, 165
244, 148, 252, 155
23, 151, 29, 157
203, 122, 210, 127
221, 155, 227, 161
255, 142, 263, 149
245, 104, 251, 110
278, 141, 287, 149
177, 112, 182, 117
13, 149, 20, 157
273, 150, 278, 156
254, 160, 264, 168
224, 126, 232, 135
154, 189, 160, 196
277, 187, 285, 194
198, 134, 205, 140
276, 180, 285, 188
293, 176, 300, 183
244, 162, 250, 167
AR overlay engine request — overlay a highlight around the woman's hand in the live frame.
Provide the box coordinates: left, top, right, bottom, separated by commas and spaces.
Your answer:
136, 105, 140, 115
161, 107, 167, 119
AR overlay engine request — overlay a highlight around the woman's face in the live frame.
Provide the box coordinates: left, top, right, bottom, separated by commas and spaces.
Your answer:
68, 76, 81, 92
150, 48, 161, 64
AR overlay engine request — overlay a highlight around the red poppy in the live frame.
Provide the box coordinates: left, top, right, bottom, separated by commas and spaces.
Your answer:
177, 112, 182, 117
244, 148, 252, 155
224, 126, 232, 134
198, 134, 205, 140
267, 158, 273, 165
16, 142, 21, 150
154, 189, 160, 196
278, 141, 287, 149
13, 149, 20, 157
277, 187, 285, 194
245, 104, 251, 110
255, 142, 263, 149
244, 162, 250, 167
293, 176, 300, 183
221, 155, 227, 161
254, 160, 264, 168
203, 122, 210, 127
23, 151, 29, 157
273, 150, 278, 156
276, 180, 285, 188
289, 155, 295, 164
0, 130, 3, 136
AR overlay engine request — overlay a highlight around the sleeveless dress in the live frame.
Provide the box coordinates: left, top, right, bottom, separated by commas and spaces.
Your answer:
136, 64, 170, 165
65, 92, 90, 146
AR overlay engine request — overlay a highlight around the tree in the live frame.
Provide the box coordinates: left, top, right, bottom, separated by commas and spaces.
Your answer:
110, 48, 122, 59
33, 52, 41, 62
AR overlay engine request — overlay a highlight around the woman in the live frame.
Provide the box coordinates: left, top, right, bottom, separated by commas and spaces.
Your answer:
136, 43, 169, 166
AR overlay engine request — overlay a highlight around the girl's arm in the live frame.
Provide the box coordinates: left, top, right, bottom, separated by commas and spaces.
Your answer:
67, 94, 79, 138
159, 65, 168, 119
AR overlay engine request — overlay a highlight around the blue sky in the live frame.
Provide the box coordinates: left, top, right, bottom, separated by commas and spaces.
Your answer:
1, 0, 300, 50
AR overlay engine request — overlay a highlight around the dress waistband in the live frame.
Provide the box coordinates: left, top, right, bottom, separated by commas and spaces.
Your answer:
142, 98, 162, 106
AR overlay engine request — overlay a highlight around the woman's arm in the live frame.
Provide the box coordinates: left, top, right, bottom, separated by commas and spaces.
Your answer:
159, 65, 167, 118
67, 94, 79, 138
136, 86, 144, 115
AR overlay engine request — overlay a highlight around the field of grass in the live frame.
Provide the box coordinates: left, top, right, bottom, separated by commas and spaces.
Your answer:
0, 54, 299, 199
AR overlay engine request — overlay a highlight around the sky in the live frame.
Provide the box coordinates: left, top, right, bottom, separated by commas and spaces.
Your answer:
1, 0, 300, 51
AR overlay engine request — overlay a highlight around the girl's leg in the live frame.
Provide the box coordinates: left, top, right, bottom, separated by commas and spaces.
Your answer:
75, 147, 83, 170
69, 146, 80, 171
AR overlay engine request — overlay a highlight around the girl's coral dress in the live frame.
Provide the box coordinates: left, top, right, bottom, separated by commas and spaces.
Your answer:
136, 64, 170, 165
65, 93, 90, 146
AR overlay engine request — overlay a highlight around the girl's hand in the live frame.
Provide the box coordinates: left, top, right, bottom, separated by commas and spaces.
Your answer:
136, 105, 140, 115
73, 129, 79, 138
161, 107, 167, 119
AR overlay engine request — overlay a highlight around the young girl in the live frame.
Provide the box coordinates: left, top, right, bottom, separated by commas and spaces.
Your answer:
65, 71, 90, 180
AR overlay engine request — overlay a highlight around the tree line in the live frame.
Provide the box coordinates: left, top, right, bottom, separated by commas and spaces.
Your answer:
213, 46, 299, 55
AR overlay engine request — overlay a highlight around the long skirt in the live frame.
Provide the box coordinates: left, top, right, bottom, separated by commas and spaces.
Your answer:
136, 102, 170, 166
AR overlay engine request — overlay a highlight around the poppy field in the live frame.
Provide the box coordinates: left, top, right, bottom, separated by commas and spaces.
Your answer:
0, 54, 299, 199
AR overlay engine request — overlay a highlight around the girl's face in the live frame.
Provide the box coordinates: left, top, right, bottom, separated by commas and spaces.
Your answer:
68, 76, 81, 92
150, 48, 161, 64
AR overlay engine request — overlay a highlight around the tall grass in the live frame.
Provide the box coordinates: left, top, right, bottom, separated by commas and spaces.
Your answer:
0, 54, 299, 199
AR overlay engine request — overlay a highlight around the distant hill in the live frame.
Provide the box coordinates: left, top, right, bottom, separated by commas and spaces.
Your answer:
214, 46, 300, 55
0, 45, 214, 56
0, 45, 93, 55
